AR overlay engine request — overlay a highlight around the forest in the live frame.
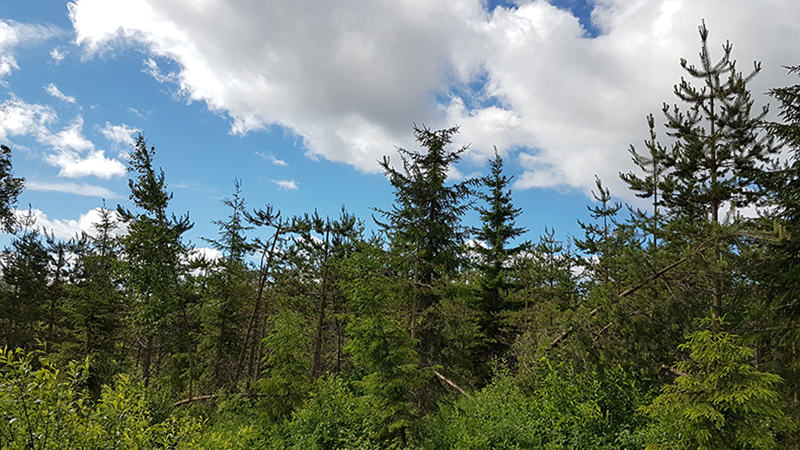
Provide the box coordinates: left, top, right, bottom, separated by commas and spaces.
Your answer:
2, 23, 800, 450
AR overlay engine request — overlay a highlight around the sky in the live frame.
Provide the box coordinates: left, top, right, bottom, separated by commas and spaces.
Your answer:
0, 0, 798, 254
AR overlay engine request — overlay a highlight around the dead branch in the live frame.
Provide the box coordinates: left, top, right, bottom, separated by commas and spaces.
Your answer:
434, 370, 467, 396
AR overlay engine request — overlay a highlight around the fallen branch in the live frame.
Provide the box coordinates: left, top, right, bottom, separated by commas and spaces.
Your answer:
434, 370, 467, 396
549, 237, 721, 349
173, 392, 265, 407
173, 394, 217, 407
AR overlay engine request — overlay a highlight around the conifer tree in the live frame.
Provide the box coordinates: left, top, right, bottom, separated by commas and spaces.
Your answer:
376, 125, 474, 346
0, 225, 49, 350
0, 144, 24, 233
658, 22, 773, 224
117, 135, 193, 390
644, 318, 792, 450
200, 179, 254, 389
620, 114, 672, 248
473, 149, 528, 361
61, 206, 126, 391
751, 65, 800, 411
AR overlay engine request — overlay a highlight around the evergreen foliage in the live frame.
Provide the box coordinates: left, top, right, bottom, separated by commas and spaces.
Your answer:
643, 318, 793, 450
1, 24, 799, 450
0, 144, 24, 233
473, 149, 528, 362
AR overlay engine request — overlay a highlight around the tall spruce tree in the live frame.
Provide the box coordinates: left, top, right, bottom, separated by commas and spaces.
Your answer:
200, 179, 254, 389
117, 135, 193, 390
376, 125, 474, 344
0, 225, 49, 350
473, 149, 528, 361
61, 206, 126, 392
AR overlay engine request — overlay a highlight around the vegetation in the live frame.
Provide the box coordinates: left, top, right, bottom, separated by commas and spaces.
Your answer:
1, 23, 800, 449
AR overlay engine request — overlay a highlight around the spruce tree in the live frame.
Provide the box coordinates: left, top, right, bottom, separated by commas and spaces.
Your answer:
376, 125, 474, 344
200, 179, 254, 389
62, 206, 126, 392
117, 135, 193, 390
751, 65, 800, 412
644, 318, 792, 450
472, 149, 528, 362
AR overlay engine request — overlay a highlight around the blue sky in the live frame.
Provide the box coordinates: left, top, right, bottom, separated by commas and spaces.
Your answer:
0, 0, 798, 254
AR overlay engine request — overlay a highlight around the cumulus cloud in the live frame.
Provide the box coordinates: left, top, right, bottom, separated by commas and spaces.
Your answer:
26, 180, 122, 198
14, 207, 126, 240
42, 117, 127, 178
68, 0, 800, 199
44, 83, 77, 104
0, 97, 57, 140
271, 179, 298, 190
0, 99, 127, 179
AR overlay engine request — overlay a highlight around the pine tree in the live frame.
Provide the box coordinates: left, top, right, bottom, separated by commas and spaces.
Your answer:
659, 22, 774, 224
620, 114, 672, 248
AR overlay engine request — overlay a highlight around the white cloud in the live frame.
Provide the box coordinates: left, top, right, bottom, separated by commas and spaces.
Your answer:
45, 149, 127, 179
0, 21, 21, 81
189, 246, 223, 262
50, 47, 66, 63
101, 122, 139, 149
257, 151, 287, 166
68, 0, 800, 200
271, 179, 298, 190
0, 20, 64, 81
14, 207, 125, 240
44, 83, 77, 104
42, 117, 127, 178
0, 97, 57, 141
26, 180, 122, 198
0, 100, 127, 179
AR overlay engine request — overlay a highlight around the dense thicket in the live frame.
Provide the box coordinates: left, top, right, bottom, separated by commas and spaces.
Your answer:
2, 24, 800, 449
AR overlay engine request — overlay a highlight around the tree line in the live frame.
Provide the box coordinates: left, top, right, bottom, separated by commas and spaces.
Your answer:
1, 23, 800, 449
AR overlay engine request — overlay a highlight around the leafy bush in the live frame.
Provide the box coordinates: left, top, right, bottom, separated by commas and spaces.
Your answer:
425, 361, 646, 450
0, 348, 201, 450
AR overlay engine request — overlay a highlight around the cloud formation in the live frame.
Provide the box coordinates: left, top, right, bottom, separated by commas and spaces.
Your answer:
44, 83, 77, 104
14, 207, 125, 240
0, 20, 64, 81
257, 151, 287, 166
68, 0, 800, 198
26, 180, 122, 198
101, 122, 140, 150
271, 179, 298, 190
0, 99, 127, 179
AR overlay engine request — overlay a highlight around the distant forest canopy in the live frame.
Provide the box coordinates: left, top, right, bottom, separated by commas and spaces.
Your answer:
2, 23, 800, 449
